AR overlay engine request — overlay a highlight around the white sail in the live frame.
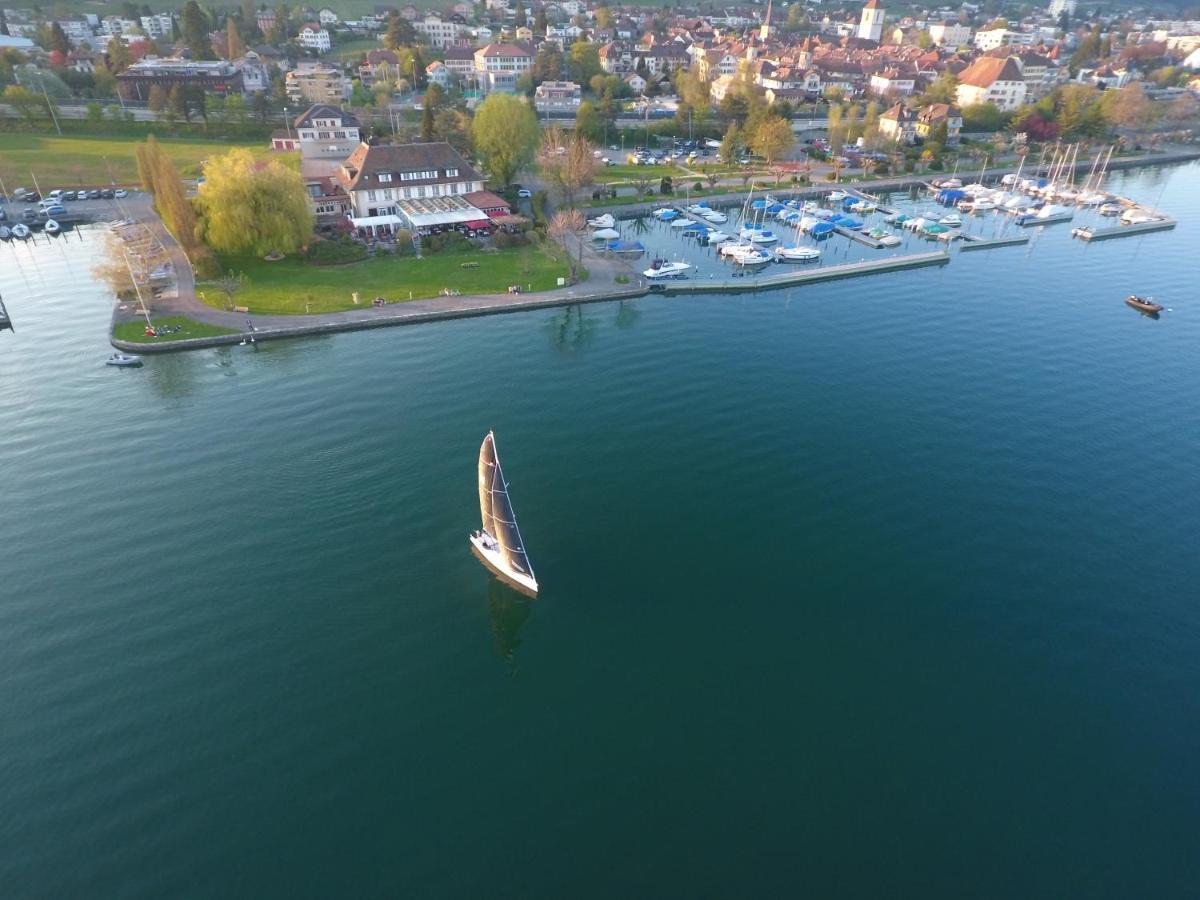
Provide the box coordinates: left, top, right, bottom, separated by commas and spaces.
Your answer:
472, 432, 538, 596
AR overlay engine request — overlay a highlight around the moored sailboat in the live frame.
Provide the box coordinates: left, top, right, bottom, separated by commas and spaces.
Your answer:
470, 432, 539, 597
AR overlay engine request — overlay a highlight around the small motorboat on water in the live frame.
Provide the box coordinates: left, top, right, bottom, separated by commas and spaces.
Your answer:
0, 225, 11, 241
827, 190, 847, 201
43, 219, 61, 235
11, 224, 31, 240
849, 199, 877, 213
730, 247, 773, 266
774, 245, 821, 262
701, 211, 728, 223
1125, 295, 1163, 315
643, 259, 691, 279
703, 230, 730, 244
587, 214, 615, 229
739, 227, 778, 245
1099, 203, 1122, 217
866, 227, 902, 247
591, 227, 620, 241
106, 353, 144, 367
938, 213, 962, 227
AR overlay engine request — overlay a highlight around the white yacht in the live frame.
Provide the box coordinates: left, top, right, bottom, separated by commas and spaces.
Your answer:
470, 432, 538, 598
643, 259, 692, 278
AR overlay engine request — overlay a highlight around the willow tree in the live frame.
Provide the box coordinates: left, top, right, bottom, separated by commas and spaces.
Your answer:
471, 93, 540, 188
195, 149, 313, 256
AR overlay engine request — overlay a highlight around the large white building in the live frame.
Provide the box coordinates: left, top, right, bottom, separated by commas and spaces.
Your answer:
139, 13, 175, 39
927, 20, 972, 48
413, 12, 464, 48
857, 0, 885, 43
956, 56, 1028, 111
1048, 0, 1077, 18
473, 42, 533, 93
298, 24, 332, 52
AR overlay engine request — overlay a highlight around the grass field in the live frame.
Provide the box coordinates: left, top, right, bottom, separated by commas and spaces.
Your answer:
199, 242, 575, 315
331, 37, 383, 61
113, 316, 239, 344
0, 134, 277, 189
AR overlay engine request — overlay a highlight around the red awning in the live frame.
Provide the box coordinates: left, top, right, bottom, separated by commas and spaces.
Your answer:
465, 220, 491, 230
484, 208, 507, 218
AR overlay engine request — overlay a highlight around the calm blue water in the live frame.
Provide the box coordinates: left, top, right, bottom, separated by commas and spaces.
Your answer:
1, 162, 1198, 898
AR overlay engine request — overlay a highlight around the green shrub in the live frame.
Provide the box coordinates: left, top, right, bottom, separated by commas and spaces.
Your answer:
304, 236, 368, 265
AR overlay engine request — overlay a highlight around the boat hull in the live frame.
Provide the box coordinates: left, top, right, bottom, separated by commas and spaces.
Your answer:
470, 535, 538, 598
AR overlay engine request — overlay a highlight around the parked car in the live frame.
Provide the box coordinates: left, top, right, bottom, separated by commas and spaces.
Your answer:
41, 204, 66, 217
87, 189, 102, 199
101, 188, 115, 199
62, 191, 77, 201
114, 189, 128, 198
517, 188, 532, 198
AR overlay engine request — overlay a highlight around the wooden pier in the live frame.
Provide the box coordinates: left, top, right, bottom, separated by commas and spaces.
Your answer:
1071, 218, 1177, 241
659, 250, 949, 295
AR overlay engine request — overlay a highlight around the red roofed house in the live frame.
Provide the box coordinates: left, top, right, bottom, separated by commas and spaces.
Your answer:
955, 55, 1027, 110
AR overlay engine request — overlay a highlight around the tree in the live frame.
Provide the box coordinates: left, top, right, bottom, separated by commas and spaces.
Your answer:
471, 93, 540, 187
3, 85, 41, 124
827, 103, 843, 153
147, 83, 168, 115
106, 36, 133, 74
548, 208, 586, 277
48, 22, 71, 55
566, 40, 601, 84
384, 12, 415, 50
421, 101, 435, 141
1103, 82, 1152, 129
514, 1, 526, 27
534, 7, 547, 34
575, 99, 600, 142
751, 115, 794, 164
434, 108, 473, 154
212, 271, 246, 310
719, 122, 740, 163
226, 18, 245, 59
960, 102, 1006, 133
181, 1, 213, 60
538, 126, 596, 207
135, 135, 201, 252
195, 148, 314, 255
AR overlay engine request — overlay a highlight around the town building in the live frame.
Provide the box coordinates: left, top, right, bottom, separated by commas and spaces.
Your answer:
473, 42, 533, 94
956, 55, 1028, 110
116, 57, 243, 101
285, 62, 351, 104
414, 12, 464, 48
927, 20, 972, 48
915, 103, 962, 144
234, 51, 270, 93
298, 24, 332, 52
139, 13, 175, 40
533, 80, 581, 114
336, 141, 507, 238
878, 102, 917, 143
857, 0, 885, 43
292, 104, 363, 158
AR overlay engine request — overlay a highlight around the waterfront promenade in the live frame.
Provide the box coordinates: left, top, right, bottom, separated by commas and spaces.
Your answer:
110, 148, 1199, 353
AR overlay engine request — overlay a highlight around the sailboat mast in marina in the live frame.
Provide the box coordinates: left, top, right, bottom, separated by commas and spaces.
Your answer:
470, 432, 539, 597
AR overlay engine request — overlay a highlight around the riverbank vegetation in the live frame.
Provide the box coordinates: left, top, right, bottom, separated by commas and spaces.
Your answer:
197, 241, 574, 315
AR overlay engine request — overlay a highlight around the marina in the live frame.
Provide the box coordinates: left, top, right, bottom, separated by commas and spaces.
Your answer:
1072, 218, 1178, 241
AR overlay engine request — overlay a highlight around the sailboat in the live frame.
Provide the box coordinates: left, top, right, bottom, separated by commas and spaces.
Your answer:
470, 431, 539, 597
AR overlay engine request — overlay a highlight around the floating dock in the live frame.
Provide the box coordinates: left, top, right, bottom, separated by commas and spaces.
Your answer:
835, 225, 888, 248
958, 234, 1031, 251
658, 250, 949, 295
1071, 218, 1177, 241
1015, 211, 1075, 227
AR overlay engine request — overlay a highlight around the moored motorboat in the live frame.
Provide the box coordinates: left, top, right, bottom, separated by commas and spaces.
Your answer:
1125, 295, 1163, 314
43, 219, 61, 235
1098, 202, 1121, 216
11, 224, 31, 239
730, 247, 772, 266
938, 213, 962, 227
643, 259, 691, 278
703, 230, 730, 244
0, 225, 10, 241
701, 210, 727, 223
591, 227, 620, 240
587, 213, 615, 229
106, 353, 143, 367
827, 190, 847, 201
470, 431, 538, 597
773, 245, 820, 262
739, 227, 778, 244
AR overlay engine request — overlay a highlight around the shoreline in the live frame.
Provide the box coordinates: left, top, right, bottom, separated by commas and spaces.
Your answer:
110, 149, 1200, 354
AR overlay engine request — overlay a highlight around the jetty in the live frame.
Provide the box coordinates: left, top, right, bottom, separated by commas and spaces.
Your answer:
1070, 218, 1177, 241
0, 293, 12, 333
658, 250, 949, 295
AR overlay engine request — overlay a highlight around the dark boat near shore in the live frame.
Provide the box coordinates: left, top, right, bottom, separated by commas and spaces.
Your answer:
1125, 295, 1164, 315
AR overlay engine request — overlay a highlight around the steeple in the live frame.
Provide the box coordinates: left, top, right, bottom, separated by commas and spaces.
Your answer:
760, 0, 773, 42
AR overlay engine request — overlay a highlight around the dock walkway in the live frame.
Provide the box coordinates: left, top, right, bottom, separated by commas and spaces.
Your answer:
659, 250, 949, 295
1071, 218, 1177, 241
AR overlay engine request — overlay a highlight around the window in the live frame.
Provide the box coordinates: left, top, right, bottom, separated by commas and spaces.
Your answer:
445, 167, 458, 177
378, 173, 392, 182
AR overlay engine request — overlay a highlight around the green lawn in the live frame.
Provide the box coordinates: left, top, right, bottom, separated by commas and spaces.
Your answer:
113, 315, 239, 343
0, 134, 278, 188
200, 243, 575, 315
331, 37, 383, 61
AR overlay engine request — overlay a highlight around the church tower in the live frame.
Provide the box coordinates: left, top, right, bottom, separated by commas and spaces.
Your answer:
857, 0, 885, 42
760, 0, 773, 42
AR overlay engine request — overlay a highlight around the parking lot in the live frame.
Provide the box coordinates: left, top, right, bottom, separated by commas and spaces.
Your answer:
1, 188, 149, 228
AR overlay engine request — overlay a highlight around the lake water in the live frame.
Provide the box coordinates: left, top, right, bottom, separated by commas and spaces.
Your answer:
2, 162, 1198, 898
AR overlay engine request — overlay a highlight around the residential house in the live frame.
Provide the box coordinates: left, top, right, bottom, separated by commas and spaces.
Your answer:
599, 41, 636, 74
915, 102, 962, 144
878, 102, 917, 143
443, 46, 476, 81
139, 13, 175, 39
293, 103, 362, 158
425, 60, 449, 87
318, 7, 340, 26
359, 48, 400, 86
623, 72, 646, 93
956, 55, 1027, 110
414, 12, 464, 48
869, 66, 916, 97
285, 62, 351, 103
234, 50, 270, 93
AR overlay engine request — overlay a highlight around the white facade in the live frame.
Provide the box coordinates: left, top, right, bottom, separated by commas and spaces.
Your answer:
974, 28, 1036, 51
857, 0, 885, 42
414, 14, 464, 48
319, 7, 340, 25
139, 13, 174, 39
927, 21, 972, 48
298, 26, 332, 52
1048, 0, 1076, 18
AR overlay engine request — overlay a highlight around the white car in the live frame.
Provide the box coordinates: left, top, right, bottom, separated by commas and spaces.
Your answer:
114, 189, 128, 198
517, 188, 532, 198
